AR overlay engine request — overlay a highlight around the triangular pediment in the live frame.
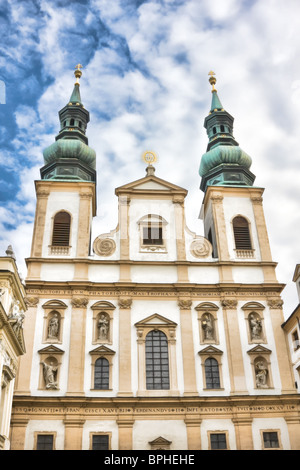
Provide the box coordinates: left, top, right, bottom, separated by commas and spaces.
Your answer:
38, 345, 64, 355
247, 345, 272, 355
135, 313, 177, 328
89, 345, 115, 356
115, 174, 187, 196
149, 436, 172, 446
198, 345, 223, 356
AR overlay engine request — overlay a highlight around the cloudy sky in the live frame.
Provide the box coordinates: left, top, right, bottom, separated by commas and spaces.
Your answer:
1, 0, 300, 317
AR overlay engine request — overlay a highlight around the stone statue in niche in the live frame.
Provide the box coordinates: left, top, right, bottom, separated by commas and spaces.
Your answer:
42, 361, 58, 389
201, 313, 214, 341
98, 313, 109, 341
255, 360, 268, 388
48, 313, 60, 339
249, 313, 262, 340
8, 299, 25, 334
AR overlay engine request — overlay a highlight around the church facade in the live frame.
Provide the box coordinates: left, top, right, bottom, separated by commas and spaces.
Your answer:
10, 68, 300, 450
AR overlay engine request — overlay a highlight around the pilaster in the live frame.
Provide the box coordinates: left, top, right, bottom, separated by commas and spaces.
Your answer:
117, 297, 133, 396
222, 298, 248, 394
66, 297, 88, 395
178, 299, 197, 395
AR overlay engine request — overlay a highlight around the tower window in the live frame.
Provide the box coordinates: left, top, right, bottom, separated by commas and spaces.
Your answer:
70, 118, 74, 126
145, 330, 170, 390
78, 121, 82, 128
94, 357, 109, 389
63, 121, 66, 127
213, 127, 217, 134
52, 211, 71, 247
232, 216, 252, 250
220, 125, 225, 132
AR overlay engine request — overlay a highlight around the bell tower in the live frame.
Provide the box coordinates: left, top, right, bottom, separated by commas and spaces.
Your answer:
199, 72, 275, 282
27, 65, 96, 280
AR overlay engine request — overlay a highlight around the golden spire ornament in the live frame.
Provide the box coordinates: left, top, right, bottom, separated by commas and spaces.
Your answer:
74, 64, 83, 84
208, 70, 217, 91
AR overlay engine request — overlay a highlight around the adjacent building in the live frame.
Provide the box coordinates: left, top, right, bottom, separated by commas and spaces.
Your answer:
9, 69, 300, 450
0, 246, 26, 449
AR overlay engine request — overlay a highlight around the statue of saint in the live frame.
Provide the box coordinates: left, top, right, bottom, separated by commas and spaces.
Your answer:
48, 314, 59, 339
249, 314, 262, 340
98, 313, 109, 340
42, 361, 58, 389
255, 360, 268, 388
202, 313, 214, 341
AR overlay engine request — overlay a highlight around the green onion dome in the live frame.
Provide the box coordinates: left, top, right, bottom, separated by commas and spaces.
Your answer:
199, 144, 252, 177
43, 138, 96, 170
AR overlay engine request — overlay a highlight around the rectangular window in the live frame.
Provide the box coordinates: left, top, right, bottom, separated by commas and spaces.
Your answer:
143, 226, 163, 245
263, 431, 279, 449
92, 434, 110, 450
210, 433, 227, 450
36, 434, 54, 450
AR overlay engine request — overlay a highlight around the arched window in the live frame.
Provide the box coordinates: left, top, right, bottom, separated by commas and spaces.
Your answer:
205, 357, 220, 389
232, 216, 252, 250
94, 357, 109, 389
70, 118, 74, 126
145, 330, 170, 390
78, 121, 82, 128
52, 211, 71, 247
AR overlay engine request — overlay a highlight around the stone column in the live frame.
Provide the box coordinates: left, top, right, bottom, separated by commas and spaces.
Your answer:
118, 297, 133, 396
9, 418, 29, 450
117, 419, 134, 450
66, 297, 88, 395
178, 299, 197, 395
210, 193, 233, 283
76, 189, 93, 258
222, 298, 247, 394
185, 418, 202, 450
64, 419, 85, 450
232, 417, 253, 450
30, 186, 50, 258
267, 297, 296, 393
14, 296, 39, 394
285, 417, 300, 450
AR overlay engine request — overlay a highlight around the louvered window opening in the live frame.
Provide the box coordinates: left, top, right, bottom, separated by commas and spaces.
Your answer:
233, 216, 252, 250
52, 212, 71, 246
94, 357, 109, 389
146, 330, 170, 390
205, 357, 221, 389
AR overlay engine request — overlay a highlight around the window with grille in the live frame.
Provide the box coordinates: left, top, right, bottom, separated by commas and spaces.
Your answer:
232, 216, 252, 250
210, 433, 227, 450
205, 357, 221, 389
146, 330, 170, 390
36, 434, 54, 450
263, 431, 279, 449
94, 357, 109, 389
52, 211, 71, 247
143, 226, 163, 245
92, 434, 109, 450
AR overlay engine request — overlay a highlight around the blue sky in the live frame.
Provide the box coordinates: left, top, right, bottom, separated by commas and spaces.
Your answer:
1, 0, 300, 316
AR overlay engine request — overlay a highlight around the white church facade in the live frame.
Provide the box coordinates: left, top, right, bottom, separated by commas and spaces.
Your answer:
8, 69, 300, 450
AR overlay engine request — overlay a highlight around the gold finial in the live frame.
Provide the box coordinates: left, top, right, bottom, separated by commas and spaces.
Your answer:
208, 70, 217, 92
74, 64, 83, 84
142, 151, 157, 176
